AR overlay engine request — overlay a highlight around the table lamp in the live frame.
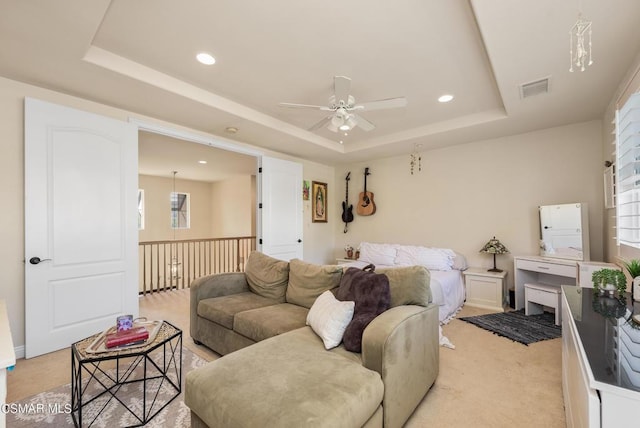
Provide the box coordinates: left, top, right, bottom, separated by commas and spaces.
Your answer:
480, 236, 509, 272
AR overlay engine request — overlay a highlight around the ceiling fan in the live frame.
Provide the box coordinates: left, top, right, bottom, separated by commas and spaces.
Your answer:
278, 76, 407, 133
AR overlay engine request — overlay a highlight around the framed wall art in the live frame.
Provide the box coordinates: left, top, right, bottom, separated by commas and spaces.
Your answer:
302, 180, 310, 200
311, 181, 327, 223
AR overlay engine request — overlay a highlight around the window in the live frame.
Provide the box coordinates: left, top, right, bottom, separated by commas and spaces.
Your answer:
138, 189, 145, 230
616, 92, 640, 248
171, 192, 190, 229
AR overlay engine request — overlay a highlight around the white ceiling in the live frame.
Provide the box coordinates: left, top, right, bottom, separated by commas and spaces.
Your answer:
138, 131, 256, 182
2, 0, 640, 172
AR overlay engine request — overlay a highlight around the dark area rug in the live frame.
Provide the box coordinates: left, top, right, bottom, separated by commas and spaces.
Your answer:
459, 309, 561, 345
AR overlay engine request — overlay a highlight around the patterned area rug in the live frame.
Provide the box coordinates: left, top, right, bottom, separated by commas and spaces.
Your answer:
459, 309, 561, 345
6, 346, 207, 427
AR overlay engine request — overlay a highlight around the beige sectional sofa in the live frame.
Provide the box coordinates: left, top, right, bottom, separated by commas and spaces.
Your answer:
185, 252, 439, 428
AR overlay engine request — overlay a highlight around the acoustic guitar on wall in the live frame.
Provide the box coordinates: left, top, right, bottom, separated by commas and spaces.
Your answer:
357, 167, 376, 216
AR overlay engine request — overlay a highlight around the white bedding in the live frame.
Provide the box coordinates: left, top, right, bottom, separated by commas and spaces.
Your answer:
429, 270, 465, 324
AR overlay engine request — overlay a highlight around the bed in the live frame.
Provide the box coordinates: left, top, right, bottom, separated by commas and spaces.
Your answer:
342, 242, 467, 348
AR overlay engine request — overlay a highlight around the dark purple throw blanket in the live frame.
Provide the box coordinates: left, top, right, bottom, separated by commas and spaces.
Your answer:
336, 264, 391, 352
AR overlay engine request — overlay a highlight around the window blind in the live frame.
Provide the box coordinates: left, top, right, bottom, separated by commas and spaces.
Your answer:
617, 92, 640, 248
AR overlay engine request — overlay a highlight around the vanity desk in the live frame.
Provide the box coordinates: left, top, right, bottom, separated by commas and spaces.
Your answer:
562, 286, 640, 427
513, 255, 577, 310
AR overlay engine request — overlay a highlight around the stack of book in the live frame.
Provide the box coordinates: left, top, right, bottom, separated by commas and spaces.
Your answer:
105, 326, 149, 348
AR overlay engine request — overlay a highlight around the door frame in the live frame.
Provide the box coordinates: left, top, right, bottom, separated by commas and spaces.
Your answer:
131, 118, 265, 244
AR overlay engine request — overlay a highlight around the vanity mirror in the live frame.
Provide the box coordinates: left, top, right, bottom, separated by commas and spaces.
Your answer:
539, 202, 590, 261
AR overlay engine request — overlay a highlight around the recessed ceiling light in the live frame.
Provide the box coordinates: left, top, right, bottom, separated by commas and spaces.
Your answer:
198, 160, 207, 164
196, 52, 216, 65
438, 94, 454, 103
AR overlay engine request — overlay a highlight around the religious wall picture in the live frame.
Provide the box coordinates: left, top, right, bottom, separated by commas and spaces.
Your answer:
311, 181, 327, 223
302, 180, 310, 201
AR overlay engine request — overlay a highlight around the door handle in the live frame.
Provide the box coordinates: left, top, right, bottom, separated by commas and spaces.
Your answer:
297, 239, 302, 243
29, 257, 51, 265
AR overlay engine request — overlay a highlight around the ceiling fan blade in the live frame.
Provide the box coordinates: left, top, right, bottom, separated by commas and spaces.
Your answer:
353, 114, 376, 132
356, 97, 407, 111
334, 76, 352, 105
308, 115, 332, 131
278, 102, 331, 110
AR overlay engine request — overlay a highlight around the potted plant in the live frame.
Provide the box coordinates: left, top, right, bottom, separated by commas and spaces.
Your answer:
592, 268, 627, 296
622, 259, 640, 301
592, 294, 627, 319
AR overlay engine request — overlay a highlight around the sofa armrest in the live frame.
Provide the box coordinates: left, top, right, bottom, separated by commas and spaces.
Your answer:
361, 303, 439, 428
189, 273, 250, 339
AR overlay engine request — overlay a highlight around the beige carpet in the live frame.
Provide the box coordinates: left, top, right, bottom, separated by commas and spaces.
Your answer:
6, 346, 206, 427
8, 290, 566, 427
407, 305, 565, 427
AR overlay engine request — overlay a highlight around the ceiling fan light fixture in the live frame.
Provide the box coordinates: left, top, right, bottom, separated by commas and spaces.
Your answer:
339, 124, 351, 131
331, 115, 343, 128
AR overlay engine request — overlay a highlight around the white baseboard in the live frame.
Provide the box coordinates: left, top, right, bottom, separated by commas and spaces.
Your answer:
13, 345, 25, 360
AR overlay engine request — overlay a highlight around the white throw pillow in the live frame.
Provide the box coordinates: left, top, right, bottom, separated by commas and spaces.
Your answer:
306, 290, 355, 350
358, 242, 397, 266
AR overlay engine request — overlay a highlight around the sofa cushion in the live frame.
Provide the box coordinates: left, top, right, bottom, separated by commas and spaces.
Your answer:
245, 251, 290, 302
336, 266, 391, 353
197, 292, 280, 329
376, 265, 431, 308
306, 290, 355, 350
185, 327, 383, 428
234, 303, 308, 342
285, 259, 343, 309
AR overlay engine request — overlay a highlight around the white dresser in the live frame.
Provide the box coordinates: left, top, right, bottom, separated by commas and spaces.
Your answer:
562, 286, 640, 427
513, 256, 577, 310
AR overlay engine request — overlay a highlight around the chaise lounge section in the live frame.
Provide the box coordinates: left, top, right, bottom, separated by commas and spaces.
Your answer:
186, 252, 439, 427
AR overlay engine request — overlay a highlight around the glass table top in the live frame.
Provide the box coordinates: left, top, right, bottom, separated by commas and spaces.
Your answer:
563, 286, 640, 393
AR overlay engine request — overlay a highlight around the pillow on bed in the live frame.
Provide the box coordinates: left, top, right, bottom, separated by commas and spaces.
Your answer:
395, 246, 454, 271
358, 242, 397, 266
452, 251, 468, 270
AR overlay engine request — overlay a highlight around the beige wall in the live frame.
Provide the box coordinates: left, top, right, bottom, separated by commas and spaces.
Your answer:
303, 162, 336, 264
139, 174, 214, 242
334, 120, 604, 292
210, 175, 255, 237
0, 76, 335, 353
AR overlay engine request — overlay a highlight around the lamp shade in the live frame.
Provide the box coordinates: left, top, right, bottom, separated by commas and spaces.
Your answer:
479, 236, 509, 255
479, 236, 509, 272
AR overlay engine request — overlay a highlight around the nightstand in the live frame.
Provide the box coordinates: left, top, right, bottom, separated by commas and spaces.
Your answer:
462, 268, 508, 312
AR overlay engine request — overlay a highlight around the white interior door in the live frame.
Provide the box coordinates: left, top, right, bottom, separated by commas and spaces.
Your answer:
258, 156, 303, 261
24, 98, 138, 358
